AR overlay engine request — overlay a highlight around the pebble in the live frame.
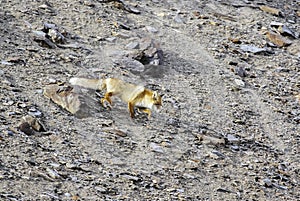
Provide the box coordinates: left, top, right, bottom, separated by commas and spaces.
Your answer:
234, 79, 245, 87
145, 26, 158, 33
115, 32, 131, 39
28, 107, 42, 117
149, 142, 164, 153
120, 174, 140, 181
46, 167, 60, 179
1, 60, 14, 66
227, 134, 239, 143
105, 37, 117, 42
240, 45, 267, 54
125, 41, 139, 49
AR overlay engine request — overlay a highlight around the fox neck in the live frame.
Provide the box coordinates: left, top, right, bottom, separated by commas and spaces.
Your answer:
135, 95, 154, 109
133, 90, 155, 109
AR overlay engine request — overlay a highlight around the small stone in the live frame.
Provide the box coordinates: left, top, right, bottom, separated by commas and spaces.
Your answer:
259, 5, 281, 16
125, 41, 139, 49
145, 26, 158, 33
46, 167, 60, 179
174, 14, 183, 23
3, 100, 14, 106
229, 37, 241, 44
120, 174, 140, 181
234, 79, 245, 87
1, 60, 14, 66
28, 107, 42, 117
48, 78, 57, 83
66, 163, 77, 169
265, 31, 292, 47
149, 142, 164, 153
235, 66, 247, 78
227, 134, 239, 143
278, 25, 299, 39
19, 122, 35, 135
263, 178, 273, 187
48, 29, 66, 44
64, 193, 71, 197
231, 145, 239, 151
115, 32, 130, 39
105, 37, 117, 42
240, 45, 267, 54
21, 115, 46, 132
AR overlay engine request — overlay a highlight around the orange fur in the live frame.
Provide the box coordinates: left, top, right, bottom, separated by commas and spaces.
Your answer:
69, 77, 162, 119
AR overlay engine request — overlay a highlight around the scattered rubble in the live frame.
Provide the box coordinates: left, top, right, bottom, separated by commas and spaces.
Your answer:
0, 0, 299, 200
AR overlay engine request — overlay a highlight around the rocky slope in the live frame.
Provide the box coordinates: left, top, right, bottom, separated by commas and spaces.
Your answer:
0, 0, 299, 200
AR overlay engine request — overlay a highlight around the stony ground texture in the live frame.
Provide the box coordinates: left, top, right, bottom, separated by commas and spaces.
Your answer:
0, 0, 299, 200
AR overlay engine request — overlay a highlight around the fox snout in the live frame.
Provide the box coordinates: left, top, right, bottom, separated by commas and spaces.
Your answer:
151, 91, 163, 112
152, 100, 162, 112
155, 105, 162, 112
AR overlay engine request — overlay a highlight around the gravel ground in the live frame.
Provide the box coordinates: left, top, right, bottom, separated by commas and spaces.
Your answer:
1, 0, 299, 200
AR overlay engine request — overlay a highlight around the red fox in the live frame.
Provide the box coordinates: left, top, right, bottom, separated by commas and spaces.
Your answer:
69, 77, 162, 119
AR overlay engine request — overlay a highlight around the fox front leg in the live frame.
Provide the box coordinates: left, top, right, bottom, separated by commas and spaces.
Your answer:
138, 108, 152, 119
128, 102, 135, 118
101, 92, 113, 108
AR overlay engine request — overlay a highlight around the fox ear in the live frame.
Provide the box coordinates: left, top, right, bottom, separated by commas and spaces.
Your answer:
152, 91, 158, 99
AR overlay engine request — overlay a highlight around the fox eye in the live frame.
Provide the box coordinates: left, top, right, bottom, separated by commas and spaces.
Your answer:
152, 91, 158, 100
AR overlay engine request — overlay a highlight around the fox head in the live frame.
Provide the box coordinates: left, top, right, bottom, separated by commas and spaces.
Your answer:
152, 91, 163, 110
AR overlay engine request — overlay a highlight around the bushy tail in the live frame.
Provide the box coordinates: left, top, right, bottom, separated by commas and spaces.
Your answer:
69, 78, 103, 90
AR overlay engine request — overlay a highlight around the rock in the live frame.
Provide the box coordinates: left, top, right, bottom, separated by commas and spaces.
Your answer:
229, 37, 241, 44
48, 28, 66, 44
235, 66, 247, 78
226, 134, 239, 143
19, 122, 35, 135
104, 128, 128, 137
282, 24, 298, 38
234, 79, 245, 87
119, 173, 140, 181
21, 115, 46, 132
196, 134, 225, 145
174, 14, 184, 23
259, 5, 281, 16
149, 142, 164, 153
1, 60, 14, 66
132, 37, 163, 65
28, 107, 42, 117
43, 22, 66, 44
19, 115, 46, 135
115, 32, 131, 39
166, 118, 180, 127
44, 84, 80, 114
287, 41, 300, 57
265, 31, 292, 47
240, 45, 268, 54
46, 167, 60, 179
145, 26, 158, 33
275, 24, 298, 39
43, 84, 98, 118
125, 41, 139, 49
116, 57, 145, 72
105, 37, 117, 42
